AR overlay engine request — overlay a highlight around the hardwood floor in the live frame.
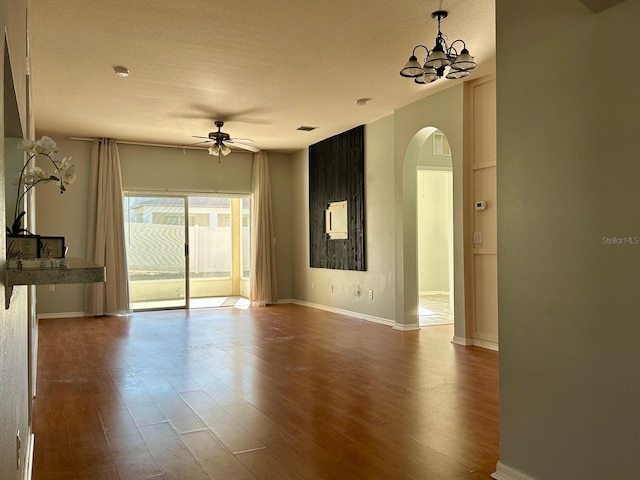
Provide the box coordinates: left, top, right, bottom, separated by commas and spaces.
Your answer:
32, 304, 499, 479
419, 294, 453, 326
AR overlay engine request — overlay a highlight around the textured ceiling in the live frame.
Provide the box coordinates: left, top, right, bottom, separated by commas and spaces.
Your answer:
28, 0, 495, 153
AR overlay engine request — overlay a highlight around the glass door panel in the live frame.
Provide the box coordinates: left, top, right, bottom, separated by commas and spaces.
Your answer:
240, 198, 251, 297
124, 195, 187, 310
188, 197, 233, 307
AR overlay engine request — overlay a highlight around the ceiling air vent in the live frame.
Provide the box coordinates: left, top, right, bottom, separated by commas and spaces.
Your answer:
296, 125, 317, 131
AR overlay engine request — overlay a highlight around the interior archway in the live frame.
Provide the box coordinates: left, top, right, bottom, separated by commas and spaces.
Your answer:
417, 130, 454, 327
395, 126, 467, 340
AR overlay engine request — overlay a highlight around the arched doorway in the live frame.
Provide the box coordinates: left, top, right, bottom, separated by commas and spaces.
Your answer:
417, 130, 454, 326
395, 126, 467, 341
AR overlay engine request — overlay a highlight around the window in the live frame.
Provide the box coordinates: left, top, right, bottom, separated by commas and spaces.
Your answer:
124, 194, 251, 310
241, 198, 251, 278
217, 214, 232, 227
189, 213, 211, 227
153, 213, 184, 225
433, 132, 451, 156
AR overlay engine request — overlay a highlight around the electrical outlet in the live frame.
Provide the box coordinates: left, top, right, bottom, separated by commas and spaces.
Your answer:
368, 289, 374, 299
330, 285, 334, 293
311, 282, 315, 290
49, 284, 55, 292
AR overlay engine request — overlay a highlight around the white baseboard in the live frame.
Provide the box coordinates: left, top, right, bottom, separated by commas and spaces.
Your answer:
23, 432, 34, 480
419, 290, 449, 295
392, 323, 420, 331
492, 461, 535, 480
290, 300, 395, 327
473, 338, 499, 351
452, 336, 473, 346
275, 298, 293, 304
37, 311, 86, 320
452, 336, 499, 351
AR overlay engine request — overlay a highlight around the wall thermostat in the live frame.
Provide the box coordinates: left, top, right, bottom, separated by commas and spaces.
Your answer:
475, 201, 487, 211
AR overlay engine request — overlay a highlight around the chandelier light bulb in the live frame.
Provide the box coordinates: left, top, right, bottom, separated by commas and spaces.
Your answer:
400, 55, 424, 78
451, 49, 477, 71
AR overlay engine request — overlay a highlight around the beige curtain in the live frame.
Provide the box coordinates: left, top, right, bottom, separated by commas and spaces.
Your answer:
249, 151, 278, 305
85, 139, 131, 315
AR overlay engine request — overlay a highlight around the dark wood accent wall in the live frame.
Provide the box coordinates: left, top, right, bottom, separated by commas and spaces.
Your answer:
309, 125, 365, 271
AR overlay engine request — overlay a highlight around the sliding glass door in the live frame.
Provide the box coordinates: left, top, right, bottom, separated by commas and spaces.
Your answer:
124, 194, 250, 310
124, 195, 188, 309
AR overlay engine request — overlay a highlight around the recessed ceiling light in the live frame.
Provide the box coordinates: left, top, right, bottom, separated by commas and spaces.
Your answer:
113, 66, 130, 78
297, 125, 317, 131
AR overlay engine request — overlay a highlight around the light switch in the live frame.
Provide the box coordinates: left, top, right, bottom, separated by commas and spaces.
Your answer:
473, 231, 483, 244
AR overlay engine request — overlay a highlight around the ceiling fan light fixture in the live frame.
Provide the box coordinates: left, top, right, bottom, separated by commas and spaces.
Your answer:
196, 120, 257, 160
208, 144, 220, 156
113, 65, 130, 77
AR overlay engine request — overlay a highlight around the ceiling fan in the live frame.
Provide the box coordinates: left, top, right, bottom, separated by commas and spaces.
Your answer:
191, 120, 259, 161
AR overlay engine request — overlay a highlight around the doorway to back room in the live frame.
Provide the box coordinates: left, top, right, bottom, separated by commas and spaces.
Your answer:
417, 130, 454, 326
123, 194, 251, 310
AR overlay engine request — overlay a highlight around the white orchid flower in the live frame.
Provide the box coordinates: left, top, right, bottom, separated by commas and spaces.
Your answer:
49, 145, 62, 160
18, 138, 38, 154
9, 135, 76, 235
22, 167, 50, 186
37, 136, 57, 151
60, 164, 76, 186
57, 156, 73, 169
30, 166, 48, 178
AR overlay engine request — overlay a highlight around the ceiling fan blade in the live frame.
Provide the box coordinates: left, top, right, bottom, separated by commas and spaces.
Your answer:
179, 140, 212, 148
226, 140, 260, 153
228, 137, 255, 143
179, 105, 270, 125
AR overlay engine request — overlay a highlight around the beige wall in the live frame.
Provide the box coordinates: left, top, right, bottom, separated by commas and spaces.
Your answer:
465, 77, 498, 348
35, 140, 293, 314
267, 152, 293, 300
34, 139, 91, 313
394, 84, 466, 332
496, 0, 640, 478
417, 170, 452, 294
290, 114, 397, 323
289, 84, 469, 332
119, 143, 253, 193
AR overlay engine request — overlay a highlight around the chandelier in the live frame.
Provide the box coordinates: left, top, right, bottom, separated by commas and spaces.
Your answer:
400, 10, 477, 84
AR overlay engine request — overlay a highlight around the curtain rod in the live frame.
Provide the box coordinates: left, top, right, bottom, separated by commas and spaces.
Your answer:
68, 137, 256, 154
124, 189, 251, 197
67, 136, 207, 151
